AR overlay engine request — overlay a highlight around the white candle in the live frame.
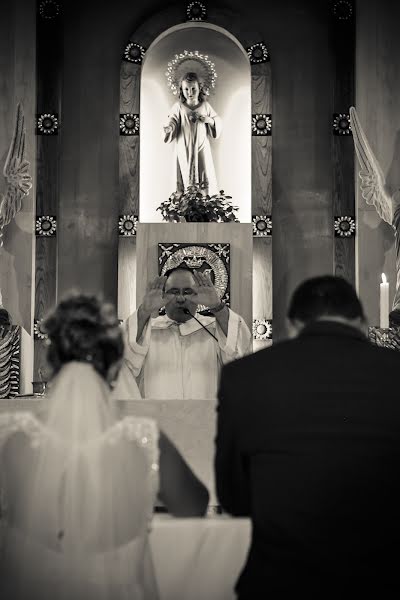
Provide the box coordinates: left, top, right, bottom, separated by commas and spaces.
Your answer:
380, 273, 389, 329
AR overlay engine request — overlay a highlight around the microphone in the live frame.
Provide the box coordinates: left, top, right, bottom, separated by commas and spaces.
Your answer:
182, 308, 218, 342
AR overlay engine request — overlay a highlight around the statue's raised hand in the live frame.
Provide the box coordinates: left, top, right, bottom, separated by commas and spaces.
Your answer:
141, 276, 167, 316
192, 271, 221, 309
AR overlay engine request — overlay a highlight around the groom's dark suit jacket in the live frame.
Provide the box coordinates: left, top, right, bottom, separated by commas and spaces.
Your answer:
216, 321, 400, 596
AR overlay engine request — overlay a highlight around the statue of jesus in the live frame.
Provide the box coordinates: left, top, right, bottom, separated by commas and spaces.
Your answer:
163, 71, 222, 196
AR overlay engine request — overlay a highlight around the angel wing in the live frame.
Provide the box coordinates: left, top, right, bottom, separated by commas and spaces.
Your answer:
0, 103, 33, 245
349, 106, 393, 226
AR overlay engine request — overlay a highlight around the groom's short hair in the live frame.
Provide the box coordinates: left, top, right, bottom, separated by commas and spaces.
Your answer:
288, 275, 365, 324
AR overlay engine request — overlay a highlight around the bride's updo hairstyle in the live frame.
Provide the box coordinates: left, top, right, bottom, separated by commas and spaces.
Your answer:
43, 293, 123, 380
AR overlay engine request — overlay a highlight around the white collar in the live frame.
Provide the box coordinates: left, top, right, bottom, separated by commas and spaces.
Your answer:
151, 313, 216, 336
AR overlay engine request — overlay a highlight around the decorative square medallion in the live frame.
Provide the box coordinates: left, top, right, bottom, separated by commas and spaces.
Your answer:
252, 319, 272, 340
247, 42, 270, 64
35, 215, 57, 236
252, 215, 272, 236
333, 113, 351, 136
38, 0, 60, 19
123, 42, 146, 64
334, 216, 356, 237
186, 1, 207, 21
331, 0, 354, 20
252, 114, 272, 136
158, 242, 230, 313
34, 319, 48, 341
36, 113, 59, 135
119, 215, 138, 236
120, 114, 139, 136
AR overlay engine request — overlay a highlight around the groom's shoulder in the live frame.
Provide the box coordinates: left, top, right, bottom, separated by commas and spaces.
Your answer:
222, 337, 295, 377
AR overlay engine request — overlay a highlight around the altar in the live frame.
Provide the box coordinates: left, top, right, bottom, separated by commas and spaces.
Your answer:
151, 514, 250, 600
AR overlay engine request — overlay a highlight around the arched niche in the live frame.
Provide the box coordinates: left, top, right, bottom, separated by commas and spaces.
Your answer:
140, 22, 251, 222
118, 3, 272, 346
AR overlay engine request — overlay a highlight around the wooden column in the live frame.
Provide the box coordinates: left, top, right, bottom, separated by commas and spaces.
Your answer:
250, 48, 272, 350
331, 0, 356, 283
34, 0, 62, 380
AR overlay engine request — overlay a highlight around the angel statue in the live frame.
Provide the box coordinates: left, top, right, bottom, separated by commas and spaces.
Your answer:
0, 103, 32, 246
164, 51, 222, 196
350, 106, 400, 323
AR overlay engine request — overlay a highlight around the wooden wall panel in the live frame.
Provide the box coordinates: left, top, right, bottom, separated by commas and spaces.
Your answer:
253, 237, 272, 350
331, 4, 355, 283
120, 63, 140, 113
33, 237, 57, 378
119, 137, 139, 215
251, 63, 272, 215
117, 237, 137, 320
119, 63, 140, 215
36, 136, 59, 216
34, 3, 62, 380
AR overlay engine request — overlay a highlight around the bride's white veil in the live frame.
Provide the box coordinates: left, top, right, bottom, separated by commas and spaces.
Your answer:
5, 361, 158, 598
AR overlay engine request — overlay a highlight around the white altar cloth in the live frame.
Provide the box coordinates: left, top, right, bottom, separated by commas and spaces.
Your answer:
150, 514, 251, 600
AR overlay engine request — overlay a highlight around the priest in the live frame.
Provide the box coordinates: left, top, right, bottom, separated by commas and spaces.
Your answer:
112, 266, 252, 400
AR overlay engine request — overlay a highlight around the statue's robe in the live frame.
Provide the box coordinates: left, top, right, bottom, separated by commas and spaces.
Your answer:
164, 100, 222, 196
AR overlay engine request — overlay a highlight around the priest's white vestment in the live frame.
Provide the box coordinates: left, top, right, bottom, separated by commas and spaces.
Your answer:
112, 309, 252, 400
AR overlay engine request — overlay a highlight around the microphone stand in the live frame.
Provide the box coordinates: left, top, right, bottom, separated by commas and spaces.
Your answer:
182, 308, 218, 342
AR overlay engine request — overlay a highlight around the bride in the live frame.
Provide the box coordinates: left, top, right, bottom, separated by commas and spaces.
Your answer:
0, 293, 209, 599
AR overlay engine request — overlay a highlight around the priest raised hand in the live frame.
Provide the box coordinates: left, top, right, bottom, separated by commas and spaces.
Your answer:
112, 266, 252, 400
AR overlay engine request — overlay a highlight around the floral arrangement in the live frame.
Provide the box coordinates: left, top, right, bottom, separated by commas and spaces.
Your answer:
157, 184, 239, 223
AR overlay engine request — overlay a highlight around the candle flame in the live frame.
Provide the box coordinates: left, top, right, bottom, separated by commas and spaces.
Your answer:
382, 273, 387, 284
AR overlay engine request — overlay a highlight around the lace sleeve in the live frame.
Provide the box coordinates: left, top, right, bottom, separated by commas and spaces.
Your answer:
0, 412, 43, 450
104, 416, 159, 494
0, 412, 43, 529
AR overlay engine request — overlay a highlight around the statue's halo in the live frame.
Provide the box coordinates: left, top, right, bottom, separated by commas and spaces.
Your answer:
165, 50, 218, 96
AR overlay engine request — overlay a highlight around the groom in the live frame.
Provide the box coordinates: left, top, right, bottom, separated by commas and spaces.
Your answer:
216, 275, 400, 596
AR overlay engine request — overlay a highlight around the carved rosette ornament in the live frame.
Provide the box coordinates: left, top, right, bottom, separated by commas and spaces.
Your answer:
36, 216, 57, 236
123, 42, 146, 64
252, 114, 272, 136
333, 113, 351, 136
334, 215, 356, 237
252, 319, 272, 340
34, 319, 49, 341
186, 1, 207, 21
37, 113, 59, 135
252, 215, 272, 237
119, 114, 139, 136
332, 0, 353, 21
39, 0, 60, 19
247, 43, 270, 64
119, 215, 138, 236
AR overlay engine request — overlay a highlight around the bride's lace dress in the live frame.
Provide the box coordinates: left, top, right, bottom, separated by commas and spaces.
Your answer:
0, 363, 160, 600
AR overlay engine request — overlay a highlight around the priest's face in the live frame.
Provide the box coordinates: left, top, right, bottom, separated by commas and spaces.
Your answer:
163, 270, 198, 323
